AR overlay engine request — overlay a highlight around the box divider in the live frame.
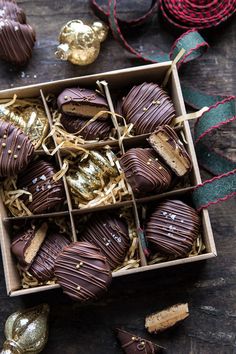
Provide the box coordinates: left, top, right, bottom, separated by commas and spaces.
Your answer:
40, 89, 77, 242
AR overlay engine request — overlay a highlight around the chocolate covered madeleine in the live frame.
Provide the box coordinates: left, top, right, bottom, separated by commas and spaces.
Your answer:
54, 241, 112, 301
60, 113, 112, 140
57, 87, 109, 120
0, 20, 35, 65
122, 82, 175, 135
0, 1, 26, 23
28, 232, 70, 282
0, 120, 34, 177
120, 148, 172, 197
116, 328, 163, 354
11, 222, 48, 269
17, 159, 65, 214
148, 125, 192, 177
146, 200, 200, 256
80, 214, 130, 270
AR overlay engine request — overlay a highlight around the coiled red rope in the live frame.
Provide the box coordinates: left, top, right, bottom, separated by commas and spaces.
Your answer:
160, 0, 236, 30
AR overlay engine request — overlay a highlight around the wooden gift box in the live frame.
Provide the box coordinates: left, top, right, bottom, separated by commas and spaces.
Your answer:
0, 62, 216, 297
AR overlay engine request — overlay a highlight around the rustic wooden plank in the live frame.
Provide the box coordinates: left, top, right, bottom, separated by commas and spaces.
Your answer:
0, 1, 235, 353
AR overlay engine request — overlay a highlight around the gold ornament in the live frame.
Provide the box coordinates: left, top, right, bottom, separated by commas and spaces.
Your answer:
0, 304, 49, 354
55, 19, 109, 66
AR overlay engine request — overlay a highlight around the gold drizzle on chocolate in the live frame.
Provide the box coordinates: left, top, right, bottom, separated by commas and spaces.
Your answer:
55, 241, 112, 301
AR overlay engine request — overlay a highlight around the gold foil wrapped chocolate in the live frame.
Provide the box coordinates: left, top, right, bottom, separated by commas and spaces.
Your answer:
0, 304, 49, 354
55, 19, 108, 65
66, 149, 131, 207
0, 99, 49, 149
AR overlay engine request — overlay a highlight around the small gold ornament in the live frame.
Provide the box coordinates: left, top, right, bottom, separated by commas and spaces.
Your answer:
0, 304, 49, 354
55, 19, 109, 66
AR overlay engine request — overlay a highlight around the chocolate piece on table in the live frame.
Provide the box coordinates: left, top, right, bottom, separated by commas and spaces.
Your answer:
60, 113, 112, 140
148, 125, 192, 177
0, 1, 26, 23
57, 87, 109, 120
17, 159, 65, 214
28, 232, 70, 282
80, 213, 130, 270
121, 82, 175, 135
145, 303, 189, 333
145, 200, 200, 256
11, 222, 48, 269
0, 20, 35, 65
116, 328, 163, 354
119, 148, 172, 197
55, 241, 112, 301
0, 119, 34, 177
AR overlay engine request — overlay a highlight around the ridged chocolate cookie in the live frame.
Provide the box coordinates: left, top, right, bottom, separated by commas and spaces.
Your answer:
60, 114, 112, 140
55, 241, 112, 301
0, 120, 34, 177
145, 200, 200, 256
17, 159, 65, 214
57, 87, 109, 120
79, 213, 130, 270
120, 148, 172, 197
121, 82, 175, 135
0, 20, 35, 65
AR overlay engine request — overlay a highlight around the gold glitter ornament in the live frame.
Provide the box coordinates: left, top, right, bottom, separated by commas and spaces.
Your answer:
55, 19, 108, 65
0, 304, 49, 354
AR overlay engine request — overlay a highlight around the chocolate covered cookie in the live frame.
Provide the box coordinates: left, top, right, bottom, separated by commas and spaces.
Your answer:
145, 200, 200, 256
11, 222, 48, 269
55, 241, 112, 301
0, 120, 34, 177
148, 125, 192, 177
60, 114, 112, 140
17, 159, 65, 214
0, 1, 26, 23
28, 231, 70, 281
57, 87, 109, 120
80, 214, 130, 270
121, 82, 175, 135
116, 328, 163, 354
0, 20, 35, 65
120, 148, 172, 197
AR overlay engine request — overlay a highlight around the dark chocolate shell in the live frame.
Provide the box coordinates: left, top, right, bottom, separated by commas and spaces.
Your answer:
54, 241, 112, 301
0, 1, 26, 23
17, 159, 65, 214
0, 119, 34, 177
116, 328, 163, 354
28, 232, 70, 282
120, 148, 172, 197
60, 114, 112, 140
79, 213, 130, 270
57, 87, 109, 120
122, 82, 175, 135
0, 20, 35, 65
145, 200, 200, 256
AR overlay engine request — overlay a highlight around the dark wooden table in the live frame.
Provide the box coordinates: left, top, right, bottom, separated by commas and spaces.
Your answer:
0, 1, 235, 353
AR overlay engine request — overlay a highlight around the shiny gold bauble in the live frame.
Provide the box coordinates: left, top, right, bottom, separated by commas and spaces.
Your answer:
0, 304, 49, 354
55, 19, 108, 66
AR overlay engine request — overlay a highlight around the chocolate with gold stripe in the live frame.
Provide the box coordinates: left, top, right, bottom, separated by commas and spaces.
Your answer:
120, 148, 172, 197
80, 214, 130, 270
54, 241, 112, 301
17, 159, 65, 214
146, 200, 200, 256
121, 82, 175, 135
0, 120, 34, 177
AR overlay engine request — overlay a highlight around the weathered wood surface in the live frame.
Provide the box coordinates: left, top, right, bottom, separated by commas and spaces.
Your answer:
0, 1, 235, 353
